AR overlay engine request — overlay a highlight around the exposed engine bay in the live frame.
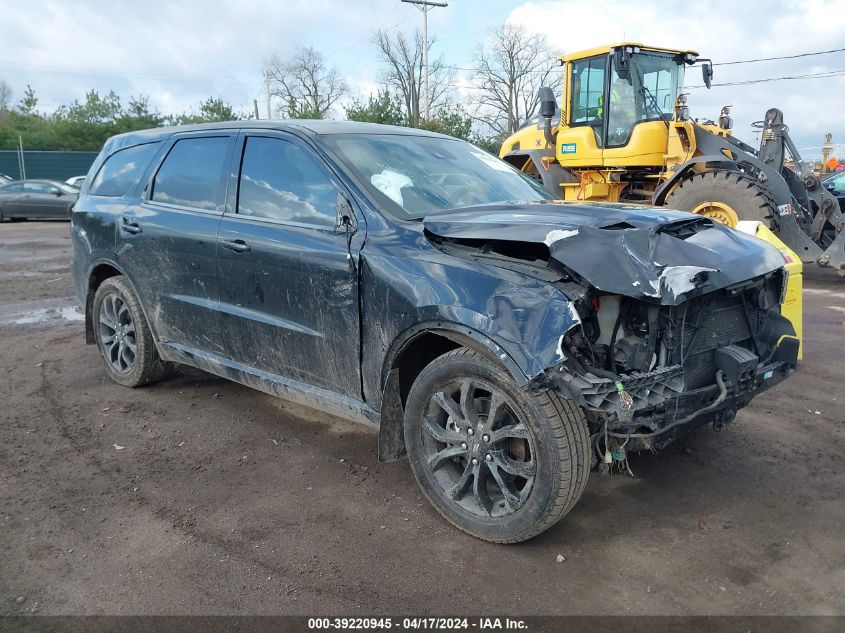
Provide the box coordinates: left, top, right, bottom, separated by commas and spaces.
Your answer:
554, 271, 797, 453
423, 202, 800, 464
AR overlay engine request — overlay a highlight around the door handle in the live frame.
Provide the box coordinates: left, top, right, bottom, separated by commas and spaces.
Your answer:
120, 214, 142, 234
221, 239, 250, 253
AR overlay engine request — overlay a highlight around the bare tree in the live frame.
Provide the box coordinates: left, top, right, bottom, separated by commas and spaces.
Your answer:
469, 24, 561, 136
265, 46, 347, 119
373, 29, 454, 128
0, 80, 12, 111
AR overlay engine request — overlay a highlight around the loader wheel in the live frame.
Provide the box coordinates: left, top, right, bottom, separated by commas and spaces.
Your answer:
665, 171, 777, 229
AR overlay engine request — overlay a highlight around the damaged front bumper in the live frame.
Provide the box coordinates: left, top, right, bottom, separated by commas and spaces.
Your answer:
551, 355, 795, 451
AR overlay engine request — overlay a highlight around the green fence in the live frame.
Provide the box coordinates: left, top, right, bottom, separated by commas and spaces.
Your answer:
0, 150, 99, 181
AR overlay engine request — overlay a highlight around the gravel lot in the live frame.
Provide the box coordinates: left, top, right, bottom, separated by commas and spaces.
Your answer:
1, 221, 843, 616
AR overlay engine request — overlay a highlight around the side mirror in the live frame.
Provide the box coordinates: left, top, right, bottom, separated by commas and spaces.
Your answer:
335, 191, 357, 232
702, 62, 713, 89
54, 189, 64, 196
613, 48, 630, 80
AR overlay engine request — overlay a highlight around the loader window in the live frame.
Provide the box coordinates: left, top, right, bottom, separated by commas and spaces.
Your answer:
570, 55, 605, 146
606, 52, 685, 148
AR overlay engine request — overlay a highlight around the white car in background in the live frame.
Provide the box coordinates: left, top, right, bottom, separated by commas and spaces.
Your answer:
65, 176, 86, 188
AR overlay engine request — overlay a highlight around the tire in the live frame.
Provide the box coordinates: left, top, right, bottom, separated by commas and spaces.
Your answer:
404, 347, 590, 543
665, 170, 777, 229
92, 276, 172, 388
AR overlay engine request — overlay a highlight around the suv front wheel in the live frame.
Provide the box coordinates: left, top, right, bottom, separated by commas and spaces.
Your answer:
404, 348, 590, 543
92, 276, 172, 387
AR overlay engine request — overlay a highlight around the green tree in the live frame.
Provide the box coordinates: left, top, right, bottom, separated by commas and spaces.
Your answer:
0, 87, 172, 151
57, 90, 122, 124
419, 104, 472, 141
172, 97, 244, 124
198, 97, 241, 122
119, 95, 164, 129
469, 134, 505, 155
286, 99, 324, 120
17, 85, 38, 116
345, 90, 405, 126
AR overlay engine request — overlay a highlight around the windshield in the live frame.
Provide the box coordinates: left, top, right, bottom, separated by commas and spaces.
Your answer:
632, 52, 684, 117
606, 51, 684, 147
324, 133, 554, 220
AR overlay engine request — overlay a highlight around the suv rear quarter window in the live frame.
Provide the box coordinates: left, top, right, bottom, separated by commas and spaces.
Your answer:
89, 142, 161, 197
151, 136, 232, 211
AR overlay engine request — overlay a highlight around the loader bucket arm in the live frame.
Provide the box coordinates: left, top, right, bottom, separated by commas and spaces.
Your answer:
757, 109, 845, 274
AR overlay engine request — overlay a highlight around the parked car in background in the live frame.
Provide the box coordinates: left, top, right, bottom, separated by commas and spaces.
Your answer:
823, 171, 845, 212
0, 179, 79, 221
65, 175, 87, 188
71, 121, 798, 543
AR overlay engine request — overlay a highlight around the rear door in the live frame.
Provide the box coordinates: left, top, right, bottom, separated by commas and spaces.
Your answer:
116, 131, 236, 355
216, 131, 363, 398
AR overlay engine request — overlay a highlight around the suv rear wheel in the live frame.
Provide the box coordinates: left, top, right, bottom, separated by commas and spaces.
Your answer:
92, 276, 172, 387
404, 348, 590, 543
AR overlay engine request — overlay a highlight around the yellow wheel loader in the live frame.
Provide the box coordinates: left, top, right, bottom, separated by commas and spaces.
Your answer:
499, 43, 845, 275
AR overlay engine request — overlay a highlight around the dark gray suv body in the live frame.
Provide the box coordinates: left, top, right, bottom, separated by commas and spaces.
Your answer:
70, 120, 798, 542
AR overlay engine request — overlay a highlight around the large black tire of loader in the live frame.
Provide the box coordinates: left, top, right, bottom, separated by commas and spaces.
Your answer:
664, 171, 777, 229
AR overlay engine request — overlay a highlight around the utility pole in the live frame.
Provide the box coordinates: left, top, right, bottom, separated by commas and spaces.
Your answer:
264, 70, 272, 119
401, 0, 447, 121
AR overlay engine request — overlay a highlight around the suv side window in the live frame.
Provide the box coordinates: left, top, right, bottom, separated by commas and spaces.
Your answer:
151, 137, 231, 211
237, 136, 337, 226
89, 142, 161, 197
0, 182, 22, 192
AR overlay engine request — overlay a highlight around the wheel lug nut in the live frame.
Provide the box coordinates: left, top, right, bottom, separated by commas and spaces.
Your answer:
460, 442, 467, 450
485, 454, 492, 462
471, 458, 478, 465
467, 428, 474, 436
482, 434, 489, 442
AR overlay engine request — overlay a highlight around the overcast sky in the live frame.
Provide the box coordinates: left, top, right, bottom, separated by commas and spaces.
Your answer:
0, 0, 843, 158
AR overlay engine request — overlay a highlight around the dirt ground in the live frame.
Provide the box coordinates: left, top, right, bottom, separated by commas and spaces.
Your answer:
0, 221, 843, 616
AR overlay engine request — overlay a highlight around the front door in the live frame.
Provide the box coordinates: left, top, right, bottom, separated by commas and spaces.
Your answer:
22, 182, 67, 218
216, 132, 362, 399
116, 132, 236, 355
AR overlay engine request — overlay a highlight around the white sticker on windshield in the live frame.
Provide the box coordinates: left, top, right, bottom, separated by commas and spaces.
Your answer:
371, 169, 413, 205
470, 150, 512, 172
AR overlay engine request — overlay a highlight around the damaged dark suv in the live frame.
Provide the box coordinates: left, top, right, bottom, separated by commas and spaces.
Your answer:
71, 121, 799, 543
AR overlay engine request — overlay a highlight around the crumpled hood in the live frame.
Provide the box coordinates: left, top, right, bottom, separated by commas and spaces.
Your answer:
423, 201, 786, 304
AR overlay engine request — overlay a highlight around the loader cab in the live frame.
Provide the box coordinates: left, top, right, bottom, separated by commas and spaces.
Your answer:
558, 44, 695, 169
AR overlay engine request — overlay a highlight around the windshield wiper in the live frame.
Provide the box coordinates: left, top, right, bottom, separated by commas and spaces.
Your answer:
632, 62, 670, 129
